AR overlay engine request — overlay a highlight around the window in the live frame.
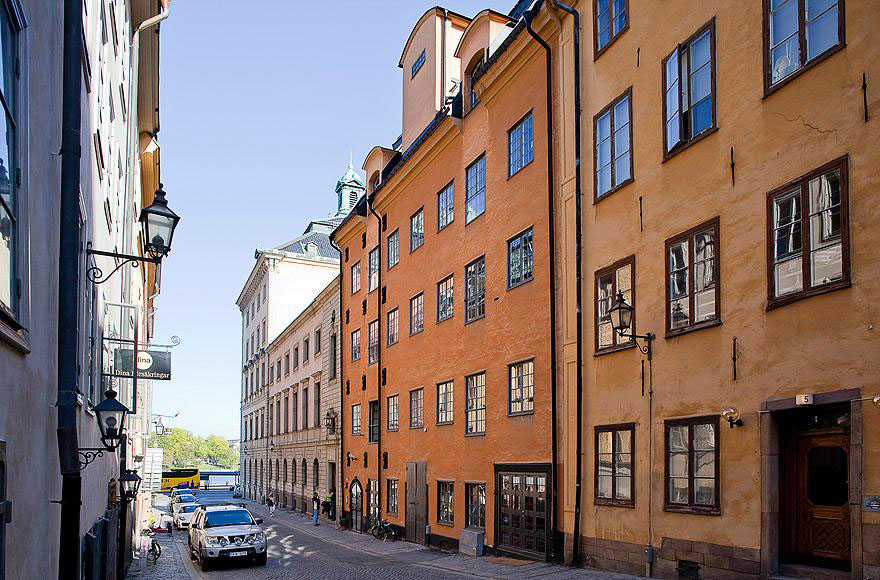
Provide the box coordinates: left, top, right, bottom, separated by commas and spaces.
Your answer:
509, 360, 534, 415
387, 308, 399, 345
410, 208, 424, 251
595, 424, 634, 506
765, 0, 844, 90
594, 89, 632, 199
437, 182, 454, 230
387, 394, 399, 431
438, 481, 454, 525
294, 347, 299, 368
465, 156, 486, 223
387, 479, 399, 515
368, 319, 379, 365
595, 256, 634, 352
314, 329, 321, 353
437, 381, 454, 424
437, 275, 454, 322
292, 392, 298, 431
330, 334, 337, 379
507, 228, 534, 288
410, 293, 424, 335
284, 397, 289, 432
594, 0, 628, 55
469, 57, 483, 110
508, 113, 534, 177
768, 157, 849, 308
465, 373, 486, 435
351, 261, 361, 294
269, 364, 274, 384
665, 416, 719, 513
368, 400, 379, 443
387, 229, 400, 269
666, 218, 720, 334
663, 21, 716, 157
302, 386, 309, 429
351, 404, 361, 435
284, 353, 290, 374
465, 257, 486, 322
368, 246, 379, 292
303, 338, 310, 362
409, 388, 424, 428
276, 360, 281, 381
350, 329, 361, 361
313, 459, 319, 488
411, 49, 426, 78
466, 483, 485, 529
313, 382, 321, 428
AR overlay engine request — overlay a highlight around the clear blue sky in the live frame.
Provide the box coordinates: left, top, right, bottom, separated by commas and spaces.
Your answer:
153, 0, 512, 439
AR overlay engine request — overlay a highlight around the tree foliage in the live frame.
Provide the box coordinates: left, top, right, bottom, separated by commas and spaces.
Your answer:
153, 428, 239, 469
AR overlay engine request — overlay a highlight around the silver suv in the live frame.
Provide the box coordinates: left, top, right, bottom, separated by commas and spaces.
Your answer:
187, 504, 267, 570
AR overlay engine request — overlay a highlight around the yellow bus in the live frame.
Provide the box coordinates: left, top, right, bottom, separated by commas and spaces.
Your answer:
161, 468, 200, 491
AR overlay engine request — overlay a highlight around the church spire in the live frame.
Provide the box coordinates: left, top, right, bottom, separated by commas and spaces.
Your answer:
335, 157, 365, 217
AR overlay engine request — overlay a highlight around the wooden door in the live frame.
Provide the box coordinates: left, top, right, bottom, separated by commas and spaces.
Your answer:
496, 471, 549, 559
793, 432, 850, 567
405, 461, 426, 544
349, 480, 363, 533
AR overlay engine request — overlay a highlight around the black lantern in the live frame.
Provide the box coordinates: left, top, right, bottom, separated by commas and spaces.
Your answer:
140, 184, 180, 259
92, 390, 130, 450
120, 469, 142, 502
608, 291, 634, 334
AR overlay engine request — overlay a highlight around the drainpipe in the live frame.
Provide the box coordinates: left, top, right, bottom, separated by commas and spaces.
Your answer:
367, 199, 382, 525
548, 0, 582, 566
523, 2, 561, 563
329, 237, 344, 522
57, 0, 84, 576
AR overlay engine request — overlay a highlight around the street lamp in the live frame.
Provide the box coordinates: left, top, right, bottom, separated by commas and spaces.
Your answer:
607, 291, 655, 359
86, 185, 180, 285
93, 389, 130, 450
119, 469, 142, 502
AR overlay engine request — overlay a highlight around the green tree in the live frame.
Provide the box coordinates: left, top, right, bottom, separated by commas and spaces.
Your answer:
153, 428, 239, 469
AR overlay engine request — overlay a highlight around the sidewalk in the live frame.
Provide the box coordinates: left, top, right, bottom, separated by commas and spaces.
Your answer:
126, 532, 190, 579
246, 500, 636, 579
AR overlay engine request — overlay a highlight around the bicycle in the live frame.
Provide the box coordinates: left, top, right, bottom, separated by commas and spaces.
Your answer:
369, 518, 396, 542
148, 537, 161, 563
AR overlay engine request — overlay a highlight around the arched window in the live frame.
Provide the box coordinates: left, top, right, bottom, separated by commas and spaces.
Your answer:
283, 459, 288, 483
312, 459, 319, 489
268, 459, 272, 483
301, 459, 307, 485
259, 459, 263, 488
465, 52, 485, 110
292, 459, 297, 484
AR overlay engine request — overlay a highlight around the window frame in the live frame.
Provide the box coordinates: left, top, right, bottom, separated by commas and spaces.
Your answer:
409, 292, 424, 336
368, 246, 379, 292
465, 154, 486, 224
437, 481, 454, 525
409, 388, 424, 429
664, 415, 721, 515
594, 255, 636, 355
410, 207, 424, 253
387, 228, 400, 269
368, 400, 379, 443
665, 217, 722, 336
436, 274, 454, 323
437, 181, 454, 231
762, 0, 846, 96
465, 372, 486, 436
465, 256, 486, 324
593, 0, 629, 58
351, 403, 361, 435
593, 87, 634, 201
765, 155, 850, 310
507, 227, 534, 289
594, 423, 636, 508
386, 307, 399, 346
465, 482, 486, 530
508, 359, 535, 416
387, 478, 399, 515
411, 49, 426, 79
351, 261, 361, 294
387, 394, 399, 431
661, 19, 718, 161
508, 111, 534, 178
436, 380, 454, 425
351, 328, 361, 361
367, 319, 379, 365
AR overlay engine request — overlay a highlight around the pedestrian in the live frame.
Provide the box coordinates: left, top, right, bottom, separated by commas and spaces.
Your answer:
312, 492, 320, 526
267, 494, 276, 517
329, 488, 336, 520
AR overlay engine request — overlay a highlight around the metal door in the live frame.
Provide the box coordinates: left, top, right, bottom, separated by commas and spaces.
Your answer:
349, 480, 363, 533
496, 471, 549, 559
405, 461, 427, 544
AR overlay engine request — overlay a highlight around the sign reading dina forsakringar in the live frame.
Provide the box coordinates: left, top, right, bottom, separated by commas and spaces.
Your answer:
113, 349, 172, 380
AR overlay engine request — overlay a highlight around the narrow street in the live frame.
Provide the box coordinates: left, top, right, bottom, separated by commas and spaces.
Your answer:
128, 491, 636, 580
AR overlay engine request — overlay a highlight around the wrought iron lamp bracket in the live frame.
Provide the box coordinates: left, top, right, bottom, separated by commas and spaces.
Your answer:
78, 447, 110, 471
616, 330, 655, 360
86, 243, 160, 285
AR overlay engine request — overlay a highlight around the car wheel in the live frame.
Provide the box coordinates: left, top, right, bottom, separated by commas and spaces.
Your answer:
200, 557, 212, 572
255, 552, 267, 566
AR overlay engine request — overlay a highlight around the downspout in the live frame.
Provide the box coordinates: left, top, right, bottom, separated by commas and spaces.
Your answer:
441, 9, 448, 108
523, 2, 561, 563
58, 0, 84, 577
548, 0, 582, 566
367, 199, 382, 525
329, 237, 344, 522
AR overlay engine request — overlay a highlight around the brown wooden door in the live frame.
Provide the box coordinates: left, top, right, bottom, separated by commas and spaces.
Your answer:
349, 480, 363, 533
405, 461, 426, 544
496, 471, 549, 559
794, 432, 850, 567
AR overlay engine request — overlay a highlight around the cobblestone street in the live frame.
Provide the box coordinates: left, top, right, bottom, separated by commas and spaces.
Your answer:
128, 496, 637, 579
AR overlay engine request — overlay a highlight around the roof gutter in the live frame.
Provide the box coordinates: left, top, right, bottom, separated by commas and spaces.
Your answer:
523, 1, 561, 563
548, 0, 583, 566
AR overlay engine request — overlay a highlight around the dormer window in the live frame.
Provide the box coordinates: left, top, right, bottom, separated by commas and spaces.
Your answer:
469, 57, 484, 110
411, 49, 426, 79
370, 173, 380, 194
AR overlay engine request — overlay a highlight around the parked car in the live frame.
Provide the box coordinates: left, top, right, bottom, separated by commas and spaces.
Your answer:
172, 493, 196, 507
187, 504, 267, 570
173, 503, 199, 529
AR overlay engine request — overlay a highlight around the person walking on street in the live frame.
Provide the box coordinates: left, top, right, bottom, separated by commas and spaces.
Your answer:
267, 494, 276, 517
312, 492, 320, 526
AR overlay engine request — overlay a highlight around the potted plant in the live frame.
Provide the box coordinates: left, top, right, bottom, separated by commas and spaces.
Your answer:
339, 515, 348, 529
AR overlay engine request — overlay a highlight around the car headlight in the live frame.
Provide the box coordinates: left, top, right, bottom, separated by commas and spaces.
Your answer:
244, 534, 255, 544
219, 537, 229, 547
205, 536, 220, 546
255, 532, 265, 542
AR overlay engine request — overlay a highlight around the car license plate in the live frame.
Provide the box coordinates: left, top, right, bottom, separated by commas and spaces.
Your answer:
228, 551, 247, 557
